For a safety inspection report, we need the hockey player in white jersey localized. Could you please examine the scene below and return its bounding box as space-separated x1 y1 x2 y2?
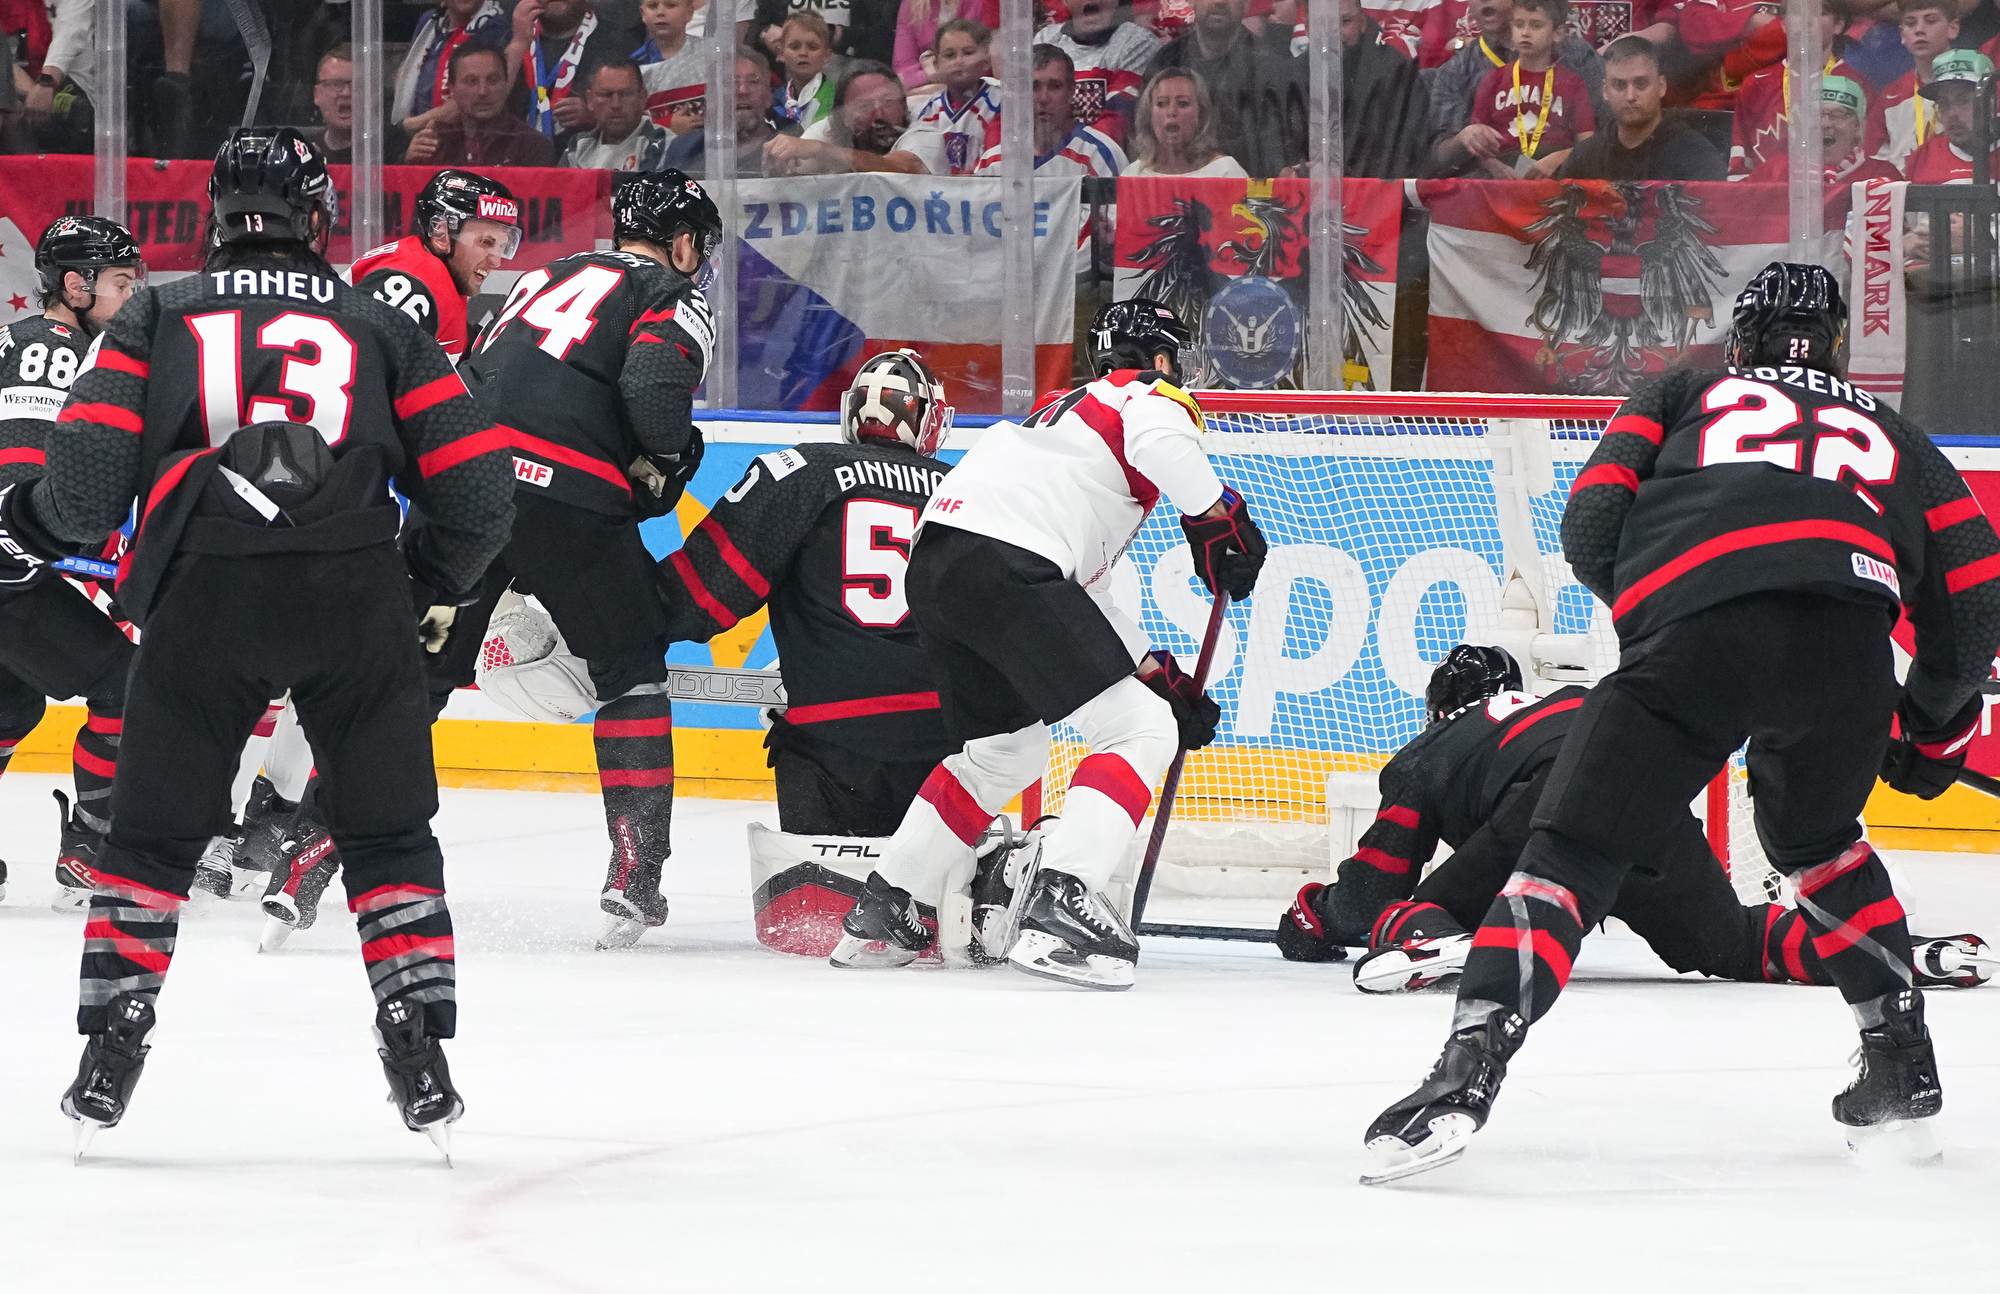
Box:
828 298 1266 989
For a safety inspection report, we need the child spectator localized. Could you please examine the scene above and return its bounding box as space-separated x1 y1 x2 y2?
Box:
638 0 710 129
779 9 839 127
894 0 1001 91
1126 65 1248 173
1035 0 1164 143
1462 0 1593 176
1870 0 1959 170
1727 7 1868 175
1427 0 1601 173
894 18 1002 173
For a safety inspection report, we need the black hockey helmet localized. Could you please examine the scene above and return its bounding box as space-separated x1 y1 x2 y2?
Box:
1089 297 1194 379
208 127 338 248
35 215 143 304
1425 644 1523 724
842 349 954 456
611 169 723 264
414 169 524 260
1723 261 1848 375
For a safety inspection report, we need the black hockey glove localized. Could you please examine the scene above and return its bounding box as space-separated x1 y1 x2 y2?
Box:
1141 650 1220 750
0 482 62 590
1276 883 1347 962
630 431 705 520
1881 698 1981 799
1181 487 1266 601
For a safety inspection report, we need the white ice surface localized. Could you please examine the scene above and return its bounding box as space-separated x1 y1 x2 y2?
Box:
1 772 1996 1293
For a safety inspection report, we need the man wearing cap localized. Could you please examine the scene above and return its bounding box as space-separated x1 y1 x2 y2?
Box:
1747 76 1903 230
1903 48 2000 180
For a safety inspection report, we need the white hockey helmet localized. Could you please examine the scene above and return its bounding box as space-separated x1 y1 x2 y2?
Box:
476 590 600 723
839 349 954 457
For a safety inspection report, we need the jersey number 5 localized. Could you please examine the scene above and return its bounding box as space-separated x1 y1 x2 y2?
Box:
482 265 623 360
187 311 357 446
1697 378 1898 490
842 499 918 628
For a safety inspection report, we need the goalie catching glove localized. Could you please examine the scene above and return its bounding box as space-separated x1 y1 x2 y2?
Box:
1881 697 1981 800
1182 487 1266 601
1141 650 1220 750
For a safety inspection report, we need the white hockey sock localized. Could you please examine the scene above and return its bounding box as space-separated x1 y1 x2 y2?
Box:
876 725 1048 903
1036 677 1177 892
263 701 315 803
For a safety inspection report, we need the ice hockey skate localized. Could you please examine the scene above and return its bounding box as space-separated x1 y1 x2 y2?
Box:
829 871 933 968
0 855 8 902
1361 1009 1525 1185
257 823 339 953
1005 861 1138 992
375 997 463 1164
51 790 101 910
62 993 157 1163
597 838 670 951
1834 989 1943 1164
1911 933 1995 988
1353 933 1474 994
971 816 1048 962
195 775 293 900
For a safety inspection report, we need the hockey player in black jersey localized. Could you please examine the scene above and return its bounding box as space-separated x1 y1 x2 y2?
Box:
416 169 718 951
0 129 516 1158
1278 645 1992 993
1363 264 2000 1184
0 215 145 907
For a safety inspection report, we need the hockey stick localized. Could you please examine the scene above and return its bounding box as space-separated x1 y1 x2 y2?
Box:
663 665 787 708
1130 592 1252 939
1954 766 2000 799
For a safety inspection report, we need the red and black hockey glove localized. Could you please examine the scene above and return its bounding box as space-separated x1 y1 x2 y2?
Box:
630 431 705 520
0 482 62 590
1276 883 1347 962
1141 650 1221 750
1181 487 1266 601
1882 697 1981 799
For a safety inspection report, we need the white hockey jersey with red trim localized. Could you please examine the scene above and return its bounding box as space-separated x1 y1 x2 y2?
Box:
922 368 1224 615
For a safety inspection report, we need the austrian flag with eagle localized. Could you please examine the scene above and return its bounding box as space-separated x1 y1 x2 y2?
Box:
1417 179 1788 395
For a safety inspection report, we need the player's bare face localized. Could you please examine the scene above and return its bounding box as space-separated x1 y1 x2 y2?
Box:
1147 76 1200 161
79 266 144 330
449 221 516 295
935 32 989 94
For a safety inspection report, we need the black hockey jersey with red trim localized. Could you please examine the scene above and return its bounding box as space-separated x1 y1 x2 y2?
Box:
349 236 469 362
1567 365 2000 742
0 315 89 488
1342 686 1586 886
661 439 955 763
24 256 515 623
462 250 707 519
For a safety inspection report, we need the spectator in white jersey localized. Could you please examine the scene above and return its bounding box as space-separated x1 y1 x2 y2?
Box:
637 0 709 131
658 44 803 176
1126 66 1245 175
1034 0 1163 144
893 18 1001 174
563 59 674 167
972 44 1126 175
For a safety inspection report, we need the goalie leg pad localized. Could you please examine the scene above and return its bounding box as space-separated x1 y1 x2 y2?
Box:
749 823 896 957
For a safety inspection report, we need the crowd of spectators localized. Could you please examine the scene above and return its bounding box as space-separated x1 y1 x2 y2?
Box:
5 0 2000 192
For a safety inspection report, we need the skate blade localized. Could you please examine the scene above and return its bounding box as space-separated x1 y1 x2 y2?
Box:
423 1122 455 1167
1354 942 1472 995
1845 1116 1943 1167
828 932 919 969
70 1118 104 1165
1359 1113 1479 1185
50 886 92 913
595 914 657 951
1005 930 1134 991
257 915 294 954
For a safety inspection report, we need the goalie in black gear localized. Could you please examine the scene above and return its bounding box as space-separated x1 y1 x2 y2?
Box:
656 349 962 955
1363 263 2000 1185
0 215 146 908
1277 645 1991 994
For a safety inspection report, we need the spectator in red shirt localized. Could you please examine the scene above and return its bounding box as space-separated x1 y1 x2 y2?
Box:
1036 0 1164 143
1870 0 1960 170
1746 76 1902 228
1460 0 1594 176
403 44 560 167
1903 46 2000 179
1726 8 1870 175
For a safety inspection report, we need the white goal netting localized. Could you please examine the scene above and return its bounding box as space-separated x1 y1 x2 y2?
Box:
1033 393 1778 911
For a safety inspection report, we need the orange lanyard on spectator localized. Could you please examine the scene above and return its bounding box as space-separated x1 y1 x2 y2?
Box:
1915 97 1933 147
1479 36 1504 67
1513 61 1556 158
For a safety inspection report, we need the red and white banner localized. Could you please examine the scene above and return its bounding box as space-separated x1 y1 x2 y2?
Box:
1845 178 1908 407
1417 178 1791 395
1112 176 1401 391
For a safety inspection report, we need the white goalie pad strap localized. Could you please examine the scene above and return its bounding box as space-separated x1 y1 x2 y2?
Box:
475 590 601 723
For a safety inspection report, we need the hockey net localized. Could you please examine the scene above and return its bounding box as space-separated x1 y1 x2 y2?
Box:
1032 391 1779 917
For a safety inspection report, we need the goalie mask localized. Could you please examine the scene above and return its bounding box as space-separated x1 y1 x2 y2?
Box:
1425 644 1522 724
475 591 599 723
840 349 953 457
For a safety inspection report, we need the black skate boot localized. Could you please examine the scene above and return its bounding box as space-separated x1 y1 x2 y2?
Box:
970 815 1053 963
0 855 9 902
375 997 463 1163
1911 933 1994 989
1833 989 1943 1162
1006 864 1139 991
257 823 339 952
51 790 102 911
62 993 158 1162
597 820 670 951
192 823 246 900
830 871 934 969
1361 1008 1526 1185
